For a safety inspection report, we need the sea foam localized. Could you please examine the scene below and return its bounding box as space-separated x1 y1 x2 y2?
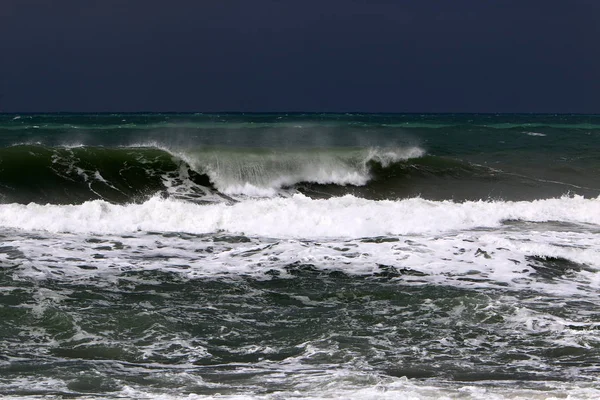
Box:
1 194 598 238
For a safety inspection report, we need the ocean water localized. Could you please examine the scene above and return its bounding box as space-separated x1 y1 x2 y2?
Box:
0 113 599 399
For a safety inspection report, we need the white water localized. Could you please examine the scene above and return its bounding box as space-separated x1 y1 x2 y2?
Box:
525 131 547 137
1 194 598 237
2 195 600 398
2 194 599 298
3 374 600 400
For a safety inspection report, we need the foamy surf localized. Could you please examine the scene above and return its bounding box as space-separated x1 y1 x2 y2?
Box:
3 194 599 299
1 194 598 237
3 376 600 400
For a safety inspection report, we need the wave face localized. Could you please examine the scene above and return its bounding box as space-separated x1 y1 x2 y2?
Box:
0 145 175 204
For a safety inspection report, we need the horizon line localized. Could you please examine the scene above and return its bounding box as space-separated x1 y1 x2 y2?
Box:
1 111 598 115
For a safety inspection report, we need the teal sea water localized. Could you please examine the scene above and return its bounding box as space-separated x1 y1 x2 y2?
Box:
1 113 600 399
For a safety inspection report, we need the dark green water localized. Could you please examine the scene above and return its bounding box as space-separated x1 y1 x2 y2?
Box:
1 114 599 399
1 113 600 204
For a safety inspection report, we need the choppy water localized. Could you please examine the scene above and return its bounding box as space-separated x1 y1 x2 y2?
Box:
1 113 600 399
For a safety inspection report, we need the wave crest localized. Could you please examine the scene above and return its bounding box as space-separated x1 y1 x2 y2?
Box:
174 146 425 196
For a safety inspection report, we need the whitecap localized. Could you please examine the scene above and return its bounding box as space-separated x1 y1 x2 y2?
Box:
525 131 546 137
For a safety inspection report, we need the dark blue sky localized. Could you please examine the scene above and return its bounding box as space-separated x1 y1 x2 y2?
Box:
1 0 599 112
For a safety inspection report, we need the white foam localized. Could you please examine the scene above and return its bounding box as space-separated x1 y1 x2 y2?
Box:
2 195 599 298
525 131 547 137
1 195 598 238
133 382 599 399
9 141 43 146
4 223 598 296
5 376 596 400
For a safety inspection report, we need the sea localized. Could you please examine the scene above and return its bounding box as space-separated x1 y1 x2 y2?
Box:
0 113 599 399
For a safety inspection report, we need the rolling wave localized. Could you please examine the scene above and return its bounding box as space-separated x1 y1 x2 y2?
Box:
0 145 427 204
0 144 596 205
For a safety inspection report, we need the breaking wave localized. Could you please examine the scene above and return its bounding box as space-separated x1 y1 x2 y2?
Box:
0 144 426 203
1 143 597 204
1 194 598 239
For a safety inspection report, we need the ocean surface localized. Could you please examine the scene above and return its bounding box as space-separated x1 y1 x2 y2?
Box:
0 113 599 399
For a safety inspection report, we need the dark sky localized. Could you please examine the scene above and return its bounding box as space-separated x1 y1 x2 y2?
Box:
1 0 599 112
